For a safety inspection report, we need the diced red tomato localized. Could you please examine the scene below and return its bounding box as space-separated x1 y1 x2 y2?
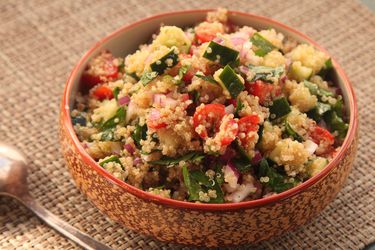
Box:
227 99 237 107
193 104 226 138
237 115 260 145
309 126 335 155
81 52 119 88
147 120 167 129
147 109 167 129
92 85 113 101
180 93 190 102
245 80 276 105
220 117 239 146
194 22 224 44
310 126 334 145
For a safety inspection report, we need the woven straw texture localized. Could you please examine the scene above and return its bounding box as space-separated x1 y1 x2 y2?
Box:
0 0 374 249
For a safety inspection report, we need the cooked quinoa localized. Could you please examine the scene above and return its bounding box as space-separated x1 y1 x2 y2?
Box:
71 9 349 203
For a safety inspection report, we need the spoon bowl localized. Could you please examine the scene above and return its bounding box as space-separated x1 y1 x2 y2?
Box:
0 143 111 250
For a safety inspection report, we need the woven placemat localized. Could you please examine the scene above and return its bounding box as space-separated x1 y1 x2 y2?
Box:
0 0 374 249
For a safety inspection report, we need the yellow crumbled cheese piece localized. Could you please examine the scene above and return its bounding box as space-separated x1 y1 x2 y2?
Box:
263 51 286 67
269 138 309 176
259 121 282 152
288 44 328 73
152 26 191 53
258 28 284 48
307 157 328 177
91 99 118 123
286 80 317 112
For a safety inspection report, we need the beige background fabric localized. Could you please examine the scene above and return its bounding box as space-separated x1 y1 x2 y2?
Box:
0 0 374 249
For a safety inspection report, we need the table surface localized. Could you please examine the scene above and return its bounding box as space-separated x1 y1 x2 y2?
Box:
1 0 374 249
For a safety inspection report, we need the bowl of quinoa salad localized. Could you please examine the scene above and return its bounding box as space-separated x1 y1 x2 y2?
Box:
60 9 358 246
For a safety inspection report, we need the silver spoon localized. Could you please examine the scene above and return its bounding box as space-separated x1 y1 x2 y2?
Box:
0 143 112 250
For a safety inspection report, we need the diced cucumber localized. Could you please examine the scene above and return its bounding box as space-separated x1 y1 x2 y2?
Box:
150 49 179 74
101 107 126 130
284 121 303 142
307 157 328 177
288 61 313 81
203 41 239 65
307 102 332 122
324 110 348 139
250 33 276 57
140 71 158 86
218 65 244 98
248 65 284 83
304 80 334 98
269 97 291 120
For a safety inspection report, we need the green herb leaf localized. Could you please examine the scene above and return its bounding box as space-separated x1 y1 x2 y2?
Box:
101 107 126 130
250 33 276 57
324 110 348 139
304 80 334 98
100 129 115 141
234 99 244 117
141 71 158 86
307 102 332 122
99 156 122 168
113 87 120 100
258 159 296 193
248 65 284 82
149 152 204 167
182 165 200 201
131 123 147 148
195 74 218 84
284 121 304 142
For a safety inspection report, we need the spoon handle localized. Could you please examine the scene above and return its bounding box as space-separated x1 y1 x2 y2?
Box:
18 193 112 250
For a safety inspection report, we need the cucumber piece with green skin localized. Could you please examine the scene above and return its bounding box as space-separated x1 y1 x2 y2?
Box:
218 65 244 99
150 49 179 74
288 61 313 81
250 33 276 56
284 121 304 142
304 80 334 98
248 65 284 83
307 102 331 122
324 110 348 139
101 107 126 130
203 41 239 65
307 157 328 177
269 97 291 120
317 58 333 78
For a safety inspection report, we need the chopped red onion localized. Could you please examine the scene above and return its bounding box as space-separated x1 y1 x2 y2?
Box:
153 94 166 107
213 37 224 44
133 157 142 165
226 161 240 179
227 183 257 203
118 95 130 105
230 36 246 47
304 140 318 155
220 148 236 162
251 150 262 165
149 108 161 121
225 104 235 114
239 65 249 74
280 76 288 85
124 143 135 155
318 119 328 129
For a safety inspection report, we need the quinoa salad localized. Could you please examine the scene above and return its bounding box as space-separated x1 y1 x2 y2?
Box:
71 9 349 203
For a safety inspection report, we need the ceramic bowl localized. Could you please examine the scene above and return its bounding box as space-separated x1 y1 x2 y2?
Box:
59 9 358 247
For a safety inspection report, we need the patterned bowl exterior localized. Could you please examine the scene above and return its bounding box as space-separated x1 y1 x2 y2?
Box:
59 120 357 247
59 10 359 247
